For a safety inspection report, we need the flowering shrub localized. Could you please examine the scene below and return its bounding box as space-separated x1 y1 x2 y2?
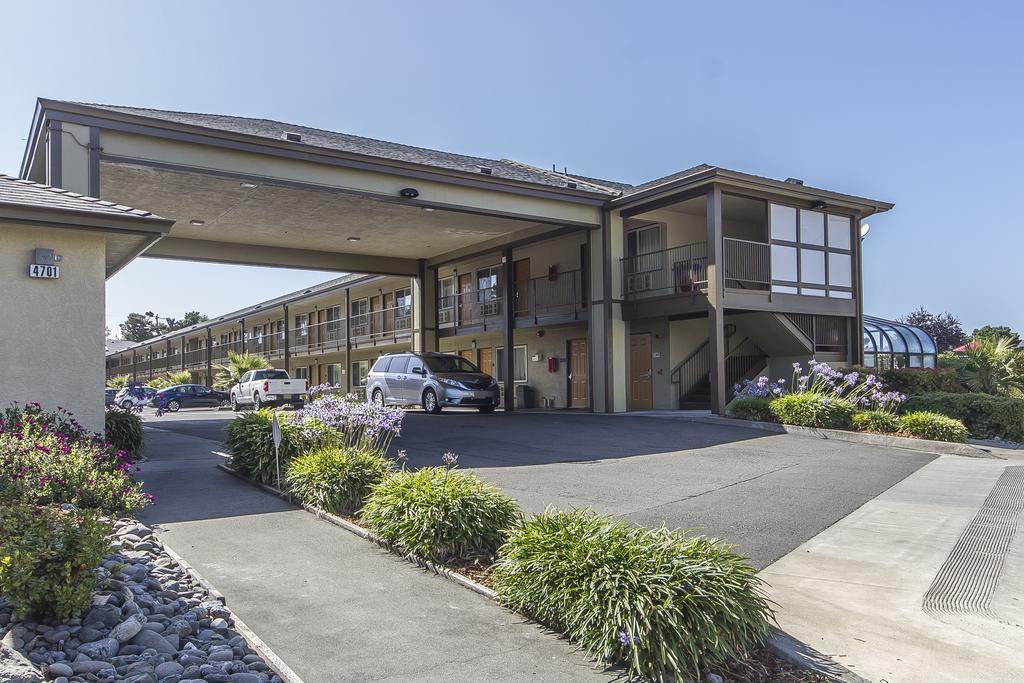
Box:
898 411 969 442
852 409 902 434
0 501 111 622
734 376 786 399
0 403 151 514
491 508 773 681
285 446 394 514
769 393 856 429
360 460 519 563
294 393 404 453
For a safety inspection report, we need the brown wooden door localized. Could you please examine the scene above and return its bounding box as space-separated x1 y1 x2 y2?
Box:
458 273 473 324
369 295 381 336
568 338 589 409
478 347 494 376
459 349 476 365
514 258 531 316
309 312 319 348
382 292 395 333
629 333 653 410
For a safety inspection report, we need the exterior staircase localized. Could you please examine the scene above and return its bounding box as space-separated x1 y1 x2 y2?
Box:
671 335 767 410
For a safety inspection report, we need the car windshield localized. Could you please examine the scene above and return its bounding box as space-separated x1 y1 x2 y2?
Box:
258 370 291 380
425 356 481 374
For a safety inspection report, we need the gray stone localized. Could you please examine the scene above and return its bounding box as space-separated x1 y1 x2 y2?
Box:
78 636 119 660
129 630 177 656
155 661 185 679
47 662 75 677
123 673 156 683
166 619 194 638
54 678 69 683
209 618 229 631
109 615 146 644
71 660 117 675
703 675 724 683
207 649 233 662
227 674 261 683
78 626 104 643
84 604 122 629
42 629 70 644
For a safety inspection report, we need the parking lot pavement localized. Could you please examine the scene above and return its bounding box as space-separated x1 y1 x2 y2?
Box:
144 409 935 568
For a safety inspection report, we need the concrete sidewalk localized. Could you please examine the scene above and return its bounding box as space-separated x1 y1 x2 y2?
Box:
136 426 608 682
762 456 1024 683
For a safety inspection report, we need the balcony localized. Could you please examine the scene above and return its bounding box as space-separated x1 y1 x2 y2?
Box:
622 239 771 301
438 269 587 333
290 305 413 355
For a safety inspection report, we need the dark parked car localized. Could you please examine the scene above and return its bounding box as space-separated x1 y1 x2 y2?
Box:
105 388 118 407
147 384 229 412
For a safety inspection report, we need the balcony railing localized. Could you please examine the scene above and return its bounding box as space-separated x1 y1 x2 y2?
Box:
514 269 586 323
438 287 504 330
622 238 772 299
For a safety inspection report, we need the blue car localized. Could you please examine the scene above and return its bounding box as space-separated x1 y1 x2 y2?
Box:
147 384 229 412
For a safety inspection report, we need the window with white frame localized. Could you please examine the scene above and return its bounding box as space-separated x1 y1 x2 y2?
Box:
625 224 663 292
495 345 528 383
294 315 308 338
351 359 369 387
477 267 501 315
768 203 854 298
292 366 309 380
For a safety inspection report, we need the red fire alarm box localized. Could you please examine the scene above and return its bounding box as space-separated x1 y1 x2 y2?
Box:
548 357 559 373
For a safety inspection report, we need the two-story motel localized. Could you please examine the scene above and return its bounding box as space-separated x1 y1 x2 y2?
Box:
6 99 902 425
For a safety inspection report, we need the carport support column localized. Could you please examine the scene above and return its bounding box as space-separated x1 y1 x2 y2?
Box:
239 319 246 354
131 350 137 383
344 289 352 393
706 185 727 416
589 211 627 412
502 247 515 411
206 329 213 386
283 304 291 374
412 260 437 353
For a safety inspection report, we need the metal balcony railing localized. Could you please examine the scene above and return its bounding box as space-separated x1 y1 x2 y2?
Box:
438 287 504 330
350 304 414 343
723 238 770 290
514 269 586 323
622 238 773 300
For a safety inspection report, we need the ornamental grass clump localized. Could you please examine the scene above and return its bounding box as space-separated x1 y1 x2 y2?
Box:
285 446 394 515
898 411 969 443
769 393 856 429
491 508 774 681
104 406 144 456
360 457 519 563
0 501 111 622
852 409 901 434
730 397 775 422
226 409 335 484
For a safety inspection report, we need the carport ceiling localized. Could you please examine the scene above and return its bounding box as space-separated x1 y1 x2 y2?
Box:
100 163 545 259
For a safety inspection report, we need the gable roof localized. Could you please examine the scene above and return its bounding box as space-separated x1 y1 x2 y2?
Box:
0 173 166 221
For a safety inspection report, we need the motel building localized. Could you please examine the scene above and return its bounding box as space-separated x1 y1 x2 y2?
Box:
1 99 934 431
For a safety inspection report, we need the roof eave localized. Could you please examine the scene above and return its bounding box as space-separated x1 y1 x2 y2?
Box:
36 99 616 204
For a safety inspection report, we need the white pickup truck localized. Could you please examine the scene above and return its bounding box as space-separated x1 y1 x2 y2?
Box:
230 369 308 411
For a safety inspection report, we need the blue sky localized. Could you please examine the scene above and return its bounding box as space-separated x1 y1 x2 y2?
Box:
1 1 1020 336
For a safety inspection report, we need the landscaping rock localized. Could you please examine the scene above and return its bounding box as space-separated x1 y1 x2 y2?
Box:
0 641 43 683
78 636 119 660
47 662 74 678
110 614 146 643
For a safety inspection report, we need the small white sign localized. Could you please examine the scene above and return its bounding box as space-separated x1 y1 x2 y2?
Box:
271 412 282 449
29 264 60 279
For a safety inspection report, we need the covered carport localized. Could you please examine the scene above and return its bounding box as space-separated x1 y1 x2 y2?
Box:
19 99 614 411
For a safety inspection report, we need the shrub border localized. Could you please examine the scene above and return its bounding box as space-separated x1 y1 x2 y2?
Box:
673 414 1012 458
215 462 863 682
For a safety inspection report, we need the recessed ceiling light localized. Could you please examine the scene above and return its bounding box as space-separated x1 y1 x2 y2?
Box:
347 236 361 242
189 219 205 227
422 207 435 212
240 182 258 189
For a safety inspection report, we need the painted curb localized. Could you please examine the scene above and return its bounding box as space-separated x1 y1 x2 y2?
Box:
157 535 305 683
655 413 1010 458
214 463 499 600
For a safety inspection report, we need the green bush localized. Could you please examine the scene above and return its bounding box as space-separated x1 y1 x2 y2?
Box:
0 502 111 622
898 411 969 443
285 446 394 515
360 466 520 563
852 410 901 434
226 409 336 484
902 392 1024 442
491 508 773 681
769 393 856 429
105 407 144 456
840 366 968 396
730 397 774 422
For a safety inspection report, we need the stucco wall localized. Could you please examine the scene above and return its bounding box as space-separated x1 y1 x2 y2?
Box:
0 222 106 431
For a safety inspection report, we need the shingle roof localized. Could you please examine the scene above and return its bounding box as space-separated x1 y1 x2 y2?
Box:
0 173 165 220
618 164 715 196
68 102 626 196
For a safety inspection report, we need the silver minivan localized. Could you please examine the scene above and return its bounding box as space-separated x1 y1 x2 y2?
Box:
365 352 500 414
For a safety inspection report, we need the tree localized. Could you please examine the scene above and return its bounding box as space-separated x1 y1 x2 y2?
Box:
972 325 1021 346
960 337 1024 396
213 351 272 390
166 311 209 332
106 374 131 389
899 307 967 352
151 370 194 389
120 313 158 342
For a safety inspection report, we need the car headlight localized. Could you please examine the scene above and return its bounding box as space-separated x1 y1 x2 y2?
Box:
438 377 463 388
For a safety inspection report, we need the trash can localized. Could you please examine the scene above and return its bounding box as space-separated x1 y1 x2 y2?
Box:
515 384 535 409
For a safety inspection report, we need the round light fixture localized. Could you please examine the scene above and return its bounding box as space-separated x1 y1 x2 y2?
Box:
189 219 205 227
399 187 420 198
422 207 435 212
347 236 361 242
860 223 871 238
240 182 258 189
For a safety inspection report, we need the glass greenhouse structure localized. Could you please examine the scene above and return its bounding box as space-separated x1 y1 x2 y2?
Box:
863 315 938 370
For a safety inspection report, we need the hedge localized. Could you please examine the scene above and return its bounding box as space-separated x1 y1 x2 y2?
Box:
840 366 969 396
769 393 856 429
898 411 969 443
902 392 1024 442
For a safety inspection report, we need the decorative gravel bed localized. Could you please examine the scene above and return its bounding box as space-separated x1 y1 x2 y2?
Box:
0 519 283 683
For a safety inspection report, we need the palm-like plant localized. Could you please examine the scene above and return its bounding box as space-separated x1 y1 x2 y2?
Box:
106 374 132 389
961 336 1024 396
151 370 194 389
213 351 272 390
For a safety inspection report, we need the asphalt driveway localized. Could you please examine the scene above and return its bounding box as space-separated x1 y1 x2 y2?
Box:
146 409 935 568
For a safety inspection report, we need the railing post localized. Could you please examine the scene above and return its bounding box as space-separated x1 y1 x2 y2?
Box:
532 278 538 324
502 248 515 412
344 288 352 393
283 304 290 374
206 329 213 386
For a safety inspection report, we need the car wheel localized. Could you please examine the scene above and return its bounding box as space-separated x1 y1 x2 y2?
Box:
477 405 496 413
120 400 134 410
231 395 240 412
253 393 263 410
423 388 442 414
166 399 181 413
372 389 385 406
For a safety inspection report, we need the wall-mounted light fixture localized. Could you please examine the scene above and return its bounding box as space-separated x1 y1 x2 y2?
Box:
400 188 419 198
189 219 205 227
809 200 827 210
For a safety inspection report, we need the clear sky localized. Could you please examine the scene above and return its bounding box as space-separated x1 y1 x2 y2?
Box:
2 1 1020 336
